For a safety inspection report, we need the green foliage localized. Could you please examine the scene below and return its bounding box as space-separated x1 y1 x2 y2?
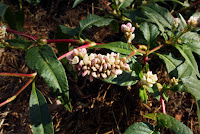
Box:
119 0 134 9
79 14 113 36
30 82 54 134
144 113 193 134
25 45 71 111
0 2 9 20
73 0 84 8
139 87 148 104
124 122 159 134
25 0 42 5
6 39 33 50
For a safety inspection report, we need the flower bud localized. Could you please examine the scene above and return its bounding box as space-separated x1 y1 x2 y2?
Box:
91 66 97 71
83 54 89 65
120 57 126 63
188 16 198 26
72 49 79 56
66 54 74 61
170 77 179 86
0 24 6 39
91 72 98 78
82 70 88 77
99 65 103 72
141 71 158 87
101 73 107 79
72 56 79 64
174 18 179 28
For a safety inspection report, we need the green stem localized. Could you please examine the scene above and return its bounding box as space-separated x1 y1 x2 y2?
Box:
0 72 37 77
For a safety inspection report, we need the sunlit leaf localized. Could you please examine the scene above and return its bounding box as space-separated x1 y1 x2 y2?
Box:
30 82 54 134
124 122 160 134
26 45 71 110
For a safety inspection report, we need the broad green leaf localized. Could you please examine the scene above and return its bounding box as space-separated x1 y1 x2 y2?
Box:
175 45 200 78
30 82 54 134
79 14 113 36
103 71 139 86
123 9 146 23
180 32 200 56
139 87 148 103
141 3 174 29
5 10 25 32
0 2 9 20
145 84 160 101
57 25 80 38
6 39 33 50
25 45 71 110
156 53 183 74
73 0 84 8
92 41 134 55
124 122 160 134
140 22 159 44
119 0 134 9
144 113 193 134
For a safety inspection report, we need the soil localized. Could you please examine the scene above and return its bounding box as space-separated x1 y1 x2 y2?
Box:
0 0 199 134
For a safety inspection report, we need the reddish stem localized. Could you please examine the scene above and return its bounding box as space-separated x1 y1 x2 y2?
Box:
6 28 38 41
58 43 104 60
189 0 200 8
47 39 89 44
160 92 166 114
148 44 164 54
0 77 35 107
0 72 37 77
144 56 148 65
101 0 113 11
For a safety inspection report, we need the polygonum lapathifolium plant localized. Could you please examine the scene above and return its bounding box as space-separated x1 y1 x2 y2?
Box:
0 0 200 133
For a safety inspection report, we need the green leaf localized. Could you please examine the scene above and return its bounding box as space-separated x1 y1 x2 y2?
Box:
30 82 54 134
145 84 160 101
73 0 84 8
178 13 187 30
180 32 200 56
156 53 183 74
25 0 41 5
103 71 139 86
0 2 9 20
92 41 134 55
139 87 148 103
5 9 25 32
124 122 160 134
144 113 193 134
119 0 134 9
175 45 200 78
6 39 33 50
25 45 71 110
0 43 5 47
140 22 159 44
157 113 193 134
79 14 113 36
141 3 174 29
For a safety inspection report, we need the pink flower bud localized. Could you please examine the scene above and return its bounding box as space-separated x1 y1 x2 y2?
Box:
95 64 100 69
91 66 97 71
80 48 87 55
101 73 107 79
130 27 135 33
89 53 95 60
106 70 111 76
115 60 120 65
107 63 111 69
103 63 107 71
120 57 126 63
72 49 79 56
82 65 88 70
116 69 123 75
83 54 89 65
91 58 97 66
66 54 73 61
91 72 98 78
99 65 103 72
126 22 132 29
82 70 88 77
111 64 115 69
79 60 84 67
121 24 130 33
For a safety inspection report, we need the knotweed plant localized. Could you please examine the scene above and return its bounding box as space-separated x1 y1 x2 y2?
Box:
0 0 200 134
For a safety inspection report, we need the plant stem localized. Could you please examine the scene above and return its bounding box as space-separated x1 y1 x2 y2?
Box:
58 43 104 60
0 72 37 77
0 76 35 107
101 0 113 11
47 39 89 44
6 28 38 41
160 92 166 114
148 44 164 54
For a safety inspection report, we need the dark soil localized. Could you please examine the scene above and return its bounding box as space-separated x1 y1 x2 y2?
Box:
0 0 199 134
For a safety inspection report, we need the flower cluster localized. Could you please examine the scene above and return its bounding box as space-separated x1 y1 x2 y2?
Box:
66 48 131 82
170 77 179 86
0 24 6 40
188 16 200 27
140 71 158 87
174 18 180 28
121 23 135 44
